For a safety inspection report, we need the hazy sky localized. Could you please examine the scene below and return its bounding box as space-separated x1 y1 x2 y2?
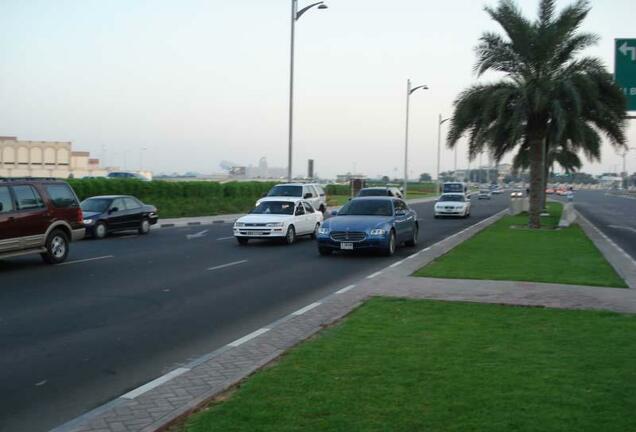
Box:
1 0 634 178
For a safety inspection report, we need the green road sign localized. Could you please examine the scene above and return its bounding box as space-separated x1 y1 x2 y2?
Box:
615 39 636 111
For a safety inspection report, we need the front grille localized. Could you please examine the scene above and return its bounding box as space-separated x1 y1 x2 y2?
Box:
330 231 366 242
245 223 266 227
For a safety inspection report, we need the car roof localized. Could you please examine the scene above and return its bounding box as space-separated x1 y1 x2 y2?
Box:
440 192 465 196
84 195 133 200
258 197 304 203
351 196 396 201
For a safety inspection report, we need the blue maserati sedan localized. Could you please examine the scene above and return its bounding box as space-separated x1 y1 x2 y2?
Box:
316 197 418 256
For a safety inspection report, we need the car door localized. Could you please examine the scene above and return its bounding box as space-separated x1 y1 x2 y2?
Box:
393 199 411 242
11 185 50 249
0 185 21 253
293 202 309 234
303 202 318 233
107 198 127 230
123 197 143 228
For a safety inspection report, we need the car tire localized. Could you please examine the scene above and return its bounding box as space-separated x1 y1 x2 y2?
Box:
310 223 320 239
138 218 150 235
94 222 107 239
284 225 296 245
382 230 396 257
318 247 332 256
41 229 70 264
405 225 418 247
237 237 249 246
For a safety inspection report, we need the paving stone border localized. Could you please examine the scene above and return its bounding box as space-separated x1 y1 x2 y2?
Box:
53 204 636 432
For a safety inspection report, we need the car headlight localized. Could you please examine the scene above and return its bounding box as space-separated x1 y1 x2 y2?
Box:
370 229 386 236
266 222 284 227
235 222 245 227
83 219 95 225
318 227 330 235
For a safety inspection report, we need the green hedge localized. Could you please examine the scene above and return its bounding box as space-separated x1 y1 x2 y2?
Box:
67 179 277 218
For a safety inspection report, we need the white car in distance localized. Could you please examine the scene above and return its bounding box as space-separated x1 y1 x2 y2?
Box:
434 193 472 218
234 198 323 245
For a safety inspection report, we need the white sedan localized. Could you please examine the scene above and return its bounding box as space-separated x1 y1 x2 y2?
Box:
434 193 472 218
233 198 323 245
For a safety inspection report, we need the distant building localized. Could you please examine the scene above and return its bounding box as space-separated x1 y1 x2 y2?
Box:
0 137 108 178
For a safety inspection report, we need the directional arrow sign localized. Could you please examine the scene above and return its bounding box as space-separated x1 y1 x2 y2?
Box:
615 39 636 111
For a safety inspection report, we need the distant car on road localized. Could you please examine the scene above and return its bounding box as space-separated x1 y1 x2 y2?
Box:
510 190 524 198
107 172 149 181
316 197 418 256
81 195 158 239
234 198 323 245
0 178 85 264
434 193 472 218
261 183 327 213
357 187 404 199
478 189 492 200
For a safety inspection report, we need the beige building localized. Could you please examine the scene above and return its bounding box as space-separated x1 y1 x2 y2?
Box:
0 136 108 178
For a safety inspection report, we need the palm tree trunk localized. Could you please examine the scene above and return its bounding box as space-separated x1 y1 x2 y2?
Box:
528 132 544 229
542 162 550 210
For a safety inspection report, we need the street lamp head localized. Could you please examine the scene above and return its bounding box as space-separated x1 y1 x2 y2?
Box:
318 4 328 9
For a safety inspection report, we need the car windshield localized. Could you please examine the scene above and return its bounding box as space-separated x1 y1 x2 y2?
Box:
81 198 111 213
439 195 465 202
358 189 388 197
250 201 295 215
443 183 464 193
267 185 302 197
338 200 393 216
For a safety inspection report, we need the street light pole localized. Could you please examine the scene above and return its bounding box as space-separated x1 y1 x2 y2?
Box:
403 79 428 197
620 147 636 188
436 114 449 194
287 0 327 182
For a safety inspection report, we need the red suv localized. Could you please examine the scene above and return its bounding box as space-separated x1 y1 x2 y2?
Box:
0 178 85 264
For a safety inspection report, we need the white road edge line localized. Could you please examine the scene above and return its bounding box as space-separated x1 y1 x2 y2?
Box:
292 302 322 316
389 260 404 268
228 328 270 347
58 255 114 266
336 284 356 294
366 271 383 279
217 236 235 241
207 260 248 271
121 368 190 400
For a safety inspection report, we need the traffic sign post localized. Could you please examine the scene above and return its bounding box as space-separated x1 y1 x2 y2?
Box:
615 39 636 112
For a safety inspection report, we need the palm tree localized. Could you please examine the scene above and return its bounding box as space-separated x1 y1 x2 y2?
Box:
447 0 627 228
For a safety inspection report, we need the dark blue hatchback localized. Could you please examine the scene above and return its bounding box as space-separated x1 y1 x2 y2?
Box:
316 197 418 256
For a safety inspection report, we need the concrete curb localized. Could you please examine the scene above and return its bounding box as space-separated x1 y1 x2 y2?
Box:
575 210 636 289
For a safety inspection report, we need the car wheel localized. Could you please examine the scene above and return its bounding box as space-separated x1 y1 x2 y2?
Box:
382 230 396 256
310 223 320 239
284 225 296 245
94 222 107 239
237 237 249 246
318 247 332 256
138 218 150 235
41 229 70 264
405 225 418 247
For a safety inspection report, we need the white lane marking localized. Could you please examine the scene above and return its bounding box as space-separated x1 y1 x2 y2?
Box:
217 236 234 241
291 302 321 316
389 260 404 268
608 225 636 234
336 284 356 294
117 234 138 239
35 380 47 387
58 255 114 266
186 229 209 240
423 247 431 251
228 328 270 347
121 368 190 400
207 260 248 271
366 271 383 279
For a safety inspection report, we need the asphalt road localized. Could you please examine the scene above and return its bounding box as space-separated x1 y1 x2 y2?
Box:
566 190 636 261
0 196 508 432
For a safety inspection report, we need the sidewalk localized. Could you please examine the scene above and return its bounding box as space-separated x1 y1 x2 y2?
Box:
151 196 439 230
54 208 636 432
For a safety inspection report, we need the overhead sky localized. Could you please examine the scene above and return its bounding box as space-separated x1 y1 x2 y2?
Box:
1 0 634 178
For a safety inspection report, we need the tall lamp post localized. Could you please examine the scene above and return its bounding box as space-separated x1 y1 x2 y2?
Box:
620 147 636 188
403 79 428 197
287 0 328 181
436 114 449 193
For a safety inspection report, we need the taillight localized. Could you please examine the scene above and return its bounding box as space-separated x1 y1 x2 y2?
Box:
77 207 84 223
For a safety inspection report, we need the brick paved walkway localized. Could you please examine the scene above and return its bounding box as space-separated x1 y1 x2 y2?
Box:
53 209 636 432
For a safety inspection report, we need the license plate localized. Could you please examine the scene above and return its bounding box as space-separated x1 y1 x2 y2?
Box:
340 242 354 250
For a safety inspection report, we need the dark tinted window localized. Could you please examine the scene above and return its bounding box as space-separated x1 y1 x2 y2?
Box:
13 185 45 210
111 198 125 211
295 203 305 215
358 189 389 197
338 199 392 216
394 200 407 212
250 201 294 215
0 186 13 213
267 185 303 197
443 183 465 193
124 197 142 210
45 184 78 208
81 198 111 213
440 194 465 202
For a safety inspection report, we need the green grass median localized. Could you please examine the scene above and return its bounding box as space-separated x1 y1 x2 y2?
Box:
180 298 636 432
414 203 626 288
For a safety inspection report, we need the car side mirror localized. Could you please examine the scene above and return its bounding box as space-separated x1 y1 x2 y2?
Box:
109 207 119 213
304 193 312 199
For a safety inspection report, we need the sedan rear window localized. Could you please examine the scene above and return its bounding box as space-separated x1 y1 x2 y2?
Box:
358 189 390 197
439 195 465 202
250 201 295 215
338 200 393 216
267 185 302 197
